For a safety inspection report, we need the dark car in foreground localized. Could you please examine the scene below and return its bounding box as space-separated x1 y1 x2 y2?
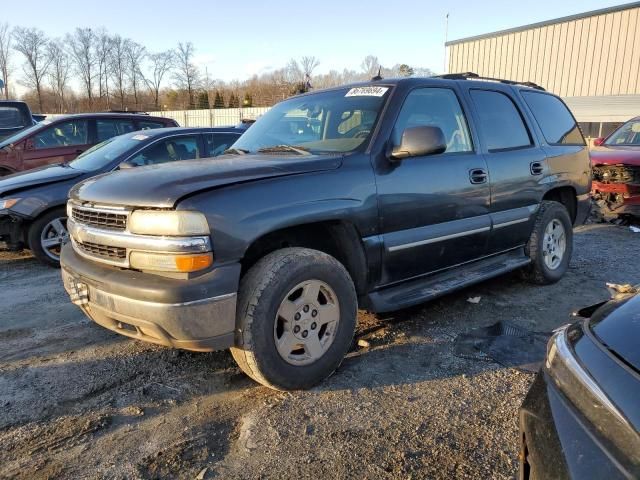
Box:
0 112 178 176
0 101 34 141
0 126 244 266
60 74 590 390
591 117 640 218
520 290 640 479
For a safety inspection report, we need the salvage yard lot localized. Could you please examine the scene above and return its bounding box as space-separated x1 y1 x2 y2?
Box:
0 223 638 480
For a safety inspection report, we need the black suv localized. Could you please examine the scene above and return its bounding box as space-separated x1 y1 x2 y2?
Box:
60 75 591 390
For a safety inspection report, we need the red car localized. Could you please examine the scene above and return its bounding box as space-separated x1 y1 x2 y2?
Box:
591 116 640 217
0 113 178 176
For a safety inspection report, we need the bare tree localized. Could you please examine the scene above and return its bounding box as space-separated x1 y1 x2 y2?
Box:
144 50 174 109
47 39 70 113
0 23 11 99
284 58 301 84
67 27 96 106
13 27 51 111
361 55 380 78
94 29 112 108
125 41 146 109
173 42 199 108
109 35 127 109
300 56 320 78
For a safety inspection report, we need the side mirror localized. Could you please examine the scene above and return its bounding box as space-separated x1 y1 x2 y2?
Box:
118 161 136 170
390 126 447 161
24 138 35 151
593 137 605 146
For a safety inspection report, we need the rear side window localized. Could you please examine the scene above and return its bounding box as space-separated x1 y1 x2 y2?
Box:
470 90 531 152
205 132 241 157
138 120 169 130
96 119 136 142
521 92 585 145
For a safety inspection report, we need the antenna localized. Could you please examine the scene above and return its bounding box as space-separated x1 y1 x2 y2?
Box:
371 67 383 81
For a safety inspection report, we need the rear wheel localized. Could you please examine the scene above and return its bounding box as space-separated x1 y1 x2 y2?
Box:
522 201 573 284
231 248 357 390
28 207 69 267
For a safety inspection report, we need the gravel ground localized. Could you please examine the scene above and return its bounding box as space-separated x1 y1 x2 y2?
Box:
1 223 639 480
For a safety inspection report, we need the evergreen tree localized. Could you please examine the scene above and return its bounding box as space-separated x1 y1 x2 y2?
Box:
228 93 240 108
242 92 253 107
213 90 225 108
196 91 210 109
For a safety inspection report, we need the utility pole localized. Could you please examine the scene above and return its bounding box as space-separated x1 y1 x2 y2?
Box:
444 13 449 73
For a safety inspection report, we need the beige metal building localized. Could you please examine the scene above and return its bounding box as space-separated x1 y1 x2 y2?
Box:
446 2 640 138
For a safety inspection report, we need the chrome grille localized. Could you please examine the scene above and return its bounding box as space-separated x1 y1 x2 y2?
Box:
72 207 127 231
76 241 126 260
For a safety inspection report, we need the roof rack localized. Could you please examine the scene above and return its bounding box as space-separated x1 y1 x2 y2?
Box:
105 109 150 115
434 72 545 91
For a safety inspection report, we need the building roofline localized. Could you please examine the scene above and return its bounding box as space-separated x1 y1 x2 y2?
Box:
446 1 640 46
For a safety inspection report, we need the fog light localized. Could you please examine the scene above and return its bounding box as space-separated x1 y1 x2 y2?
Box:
129 252 213 272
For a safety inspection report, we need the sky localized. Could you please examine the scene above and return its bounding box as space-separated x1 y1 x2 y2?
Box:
1 0 633 86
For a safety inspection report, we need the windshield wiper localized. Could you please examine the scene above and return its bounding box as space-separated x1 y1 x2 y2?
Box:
257 145 310 155
222 147 249 155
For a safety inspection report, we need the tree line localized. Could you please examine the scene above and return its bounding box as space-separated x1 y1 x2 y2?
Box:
0 23 435 114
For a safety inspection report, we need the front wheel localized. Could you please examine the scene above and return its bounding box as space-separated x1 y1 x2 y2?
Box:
521 201 573 285
231 248 357 391
28 208 69 267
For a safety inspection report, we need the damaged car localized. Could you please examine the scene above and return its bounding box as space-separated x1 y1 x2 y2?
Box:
591 117 640 218
519 287 640 479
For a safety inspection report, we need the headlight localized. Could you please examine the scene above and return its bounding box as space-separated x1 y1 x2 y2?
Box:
129 251 213 273
0 198 19 209
129 210 209 236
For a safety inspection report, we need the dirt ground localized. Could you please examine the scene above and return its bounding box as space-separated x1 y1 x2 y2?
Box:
1 223 639 480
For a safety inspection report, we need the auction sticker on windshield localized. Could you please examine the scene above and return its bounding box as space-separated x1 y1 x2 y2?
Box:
345 86 389 97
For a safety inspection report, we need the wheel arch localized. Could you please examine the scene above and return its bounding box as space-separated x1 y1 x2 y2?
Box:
241 220 369 296
543 186 577 224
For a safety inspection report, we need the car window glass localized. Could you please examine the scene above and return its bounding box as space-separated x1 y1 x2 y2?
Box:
393 88 473 153
138 120 167 130
0 107 26 128
521 92 584 145
205 133 241 157
605 120 640 146
470 90 531 151
33 120 89 149
96 119 136 142
127 136 200 166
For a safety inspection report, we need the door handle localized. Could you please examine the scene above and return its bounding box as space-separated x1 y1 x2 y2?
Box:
530 161 544 175
469 168 488 184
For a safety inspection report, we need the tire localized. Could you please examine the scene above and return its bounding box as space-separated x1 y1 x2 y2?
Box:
521 200 573 285
28 207 69 268
230 247 357 391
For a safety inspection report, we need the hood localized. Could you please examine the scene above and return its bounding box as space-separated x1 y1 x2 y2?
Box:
588 294 640 373
590 145 640 166
70 154 342 208
0 164 83 197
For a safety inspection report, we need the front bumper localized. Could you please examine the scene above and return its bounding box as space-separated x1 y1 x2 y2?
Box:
519 372 630 480
0 213 25 250
60 244 240 352
592 180 640 217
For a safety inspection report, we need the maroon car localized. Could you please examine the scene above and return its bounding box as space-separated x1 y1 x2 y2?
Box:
591 116 640 217
0 113 178 176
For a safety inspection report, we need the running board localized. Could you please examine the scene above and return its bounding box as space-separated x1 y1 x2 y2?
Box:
366 250 531 313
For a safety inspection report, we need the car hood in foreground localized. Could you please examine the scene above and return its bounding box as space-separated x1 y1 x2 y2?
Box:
590 146 640 166
70 154 342 208
0 164 84 197
589 294 640 373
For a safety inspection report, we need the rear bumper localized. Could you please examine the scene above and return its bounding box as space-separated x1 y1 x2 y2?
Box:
60 244 240 352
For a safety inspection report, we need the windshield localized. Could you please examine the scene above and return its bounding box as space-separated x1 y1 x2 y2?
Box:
0 121 49 149
231 86 390 155
69 133 151 171
605 120 640 146
0 106 27 129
